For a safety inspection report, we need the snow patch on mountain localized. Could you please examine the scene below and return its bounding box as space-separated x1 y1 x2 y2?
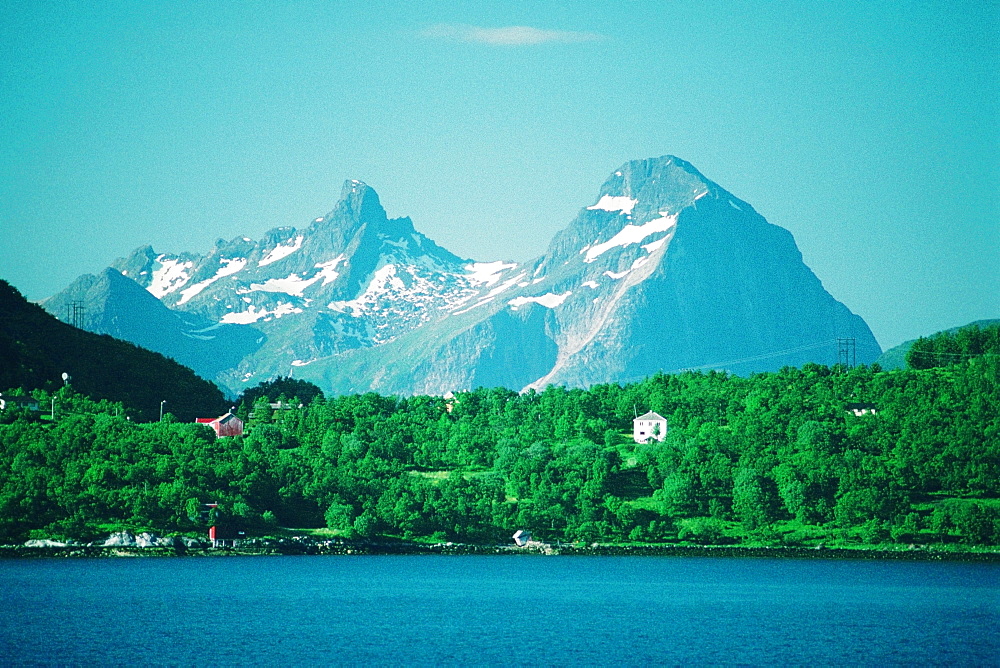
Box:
177 258 248 305
642 236 670 254
220 302 302 324
315 256 346 285
325 263 483 344
484 272 527 299
465 261 518 286
148 257 193 299
508 292 571 310
583 213 678 263
250 258 347 299
588 195 637 215
250 273 321 297
259 236 303 267
329 265 404 316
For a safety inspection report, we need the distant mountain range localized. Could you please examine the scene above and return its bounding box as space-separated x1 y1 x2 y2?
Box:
43 156 882 395
0 280 227 421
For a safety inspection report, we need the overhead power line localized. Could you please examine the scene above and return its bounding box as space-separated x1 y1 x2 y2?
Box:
908 349 999 359
674 339 839 373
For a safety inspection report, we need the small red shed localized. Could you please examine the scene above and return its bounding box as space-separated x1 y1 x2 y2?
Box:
195 412 244 438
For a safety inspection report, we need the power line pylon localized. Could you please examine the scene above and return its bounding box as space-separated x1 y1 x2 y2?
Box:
837 337 856 370
65 300 86 328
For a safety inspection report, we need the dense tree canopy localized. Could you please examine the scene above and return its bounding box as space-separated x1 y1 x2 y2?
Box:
1 323 998 548
907 322 1000 370
238 377 324 409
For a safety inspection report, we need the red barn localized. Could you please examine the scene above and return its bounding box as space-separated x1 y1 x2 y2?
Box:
195 412 244 438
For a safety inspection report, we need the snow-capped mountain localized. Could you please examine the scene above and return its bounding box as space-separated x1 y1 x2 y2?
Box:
44 156 881 395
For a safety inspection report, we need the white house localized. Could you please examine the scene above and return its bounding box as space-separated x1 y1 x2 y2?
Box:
633 411 667 444
0 394 41 413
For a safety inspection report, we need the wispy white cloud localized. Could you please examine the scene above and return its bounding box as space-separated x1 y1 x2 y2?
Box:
421 24 603 46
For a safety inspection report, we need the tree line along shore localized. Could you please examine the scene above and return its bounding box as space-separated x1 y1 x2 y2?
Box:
1 324 998 554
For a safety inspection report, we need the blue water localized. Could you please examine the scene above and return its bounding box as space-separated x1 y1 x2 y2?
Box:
1 555 997 666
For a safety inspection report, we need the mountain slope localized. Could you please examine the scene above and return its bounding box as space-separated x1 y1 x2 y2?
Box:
297 156 880 393
43 268 265 380
43 156 881 395
1 280 228 421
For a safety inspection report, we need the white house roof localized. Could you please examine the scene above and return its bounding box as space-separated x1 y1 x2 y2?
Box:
0 395 39 406
634 411 666 422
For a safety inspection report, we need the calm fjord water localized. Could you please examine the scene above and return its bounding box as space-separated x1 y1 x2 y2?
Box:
1 555 997 666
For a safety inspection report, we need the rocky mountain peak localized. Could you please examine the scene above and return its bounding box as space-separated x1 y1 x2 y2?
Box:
335 179 387 227
596 155 717 216
113 245 158 281
540 156 713 268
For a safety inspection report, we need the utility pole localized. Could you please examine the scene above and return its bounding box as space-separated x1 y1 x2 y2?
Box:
837 338 856 370
65 301 86 328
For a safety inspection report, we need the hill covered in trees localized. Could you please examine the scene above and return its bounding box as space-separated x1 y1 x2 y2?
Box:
905 321 1000 370
0 279 227 422
876 319 1000 370
0 322 997 549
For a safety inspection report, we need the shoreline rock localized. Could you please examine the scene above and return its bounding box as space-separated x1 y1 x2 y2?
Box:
2 537 998 562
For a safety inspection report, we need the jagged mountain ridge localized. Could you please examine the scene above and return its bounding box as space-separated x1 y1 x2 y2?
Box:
44 156 881 395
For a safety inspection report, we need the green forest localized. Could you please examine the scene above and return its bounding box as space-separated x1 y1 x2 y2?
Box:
1 323 998 549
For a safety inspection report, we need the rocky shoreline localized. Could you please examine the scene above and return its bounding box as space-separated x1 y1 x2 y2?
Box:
2 532 999 562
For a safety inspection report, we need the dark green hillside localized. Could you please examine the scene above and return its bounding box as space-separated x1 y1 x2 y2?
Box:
0 280 227 422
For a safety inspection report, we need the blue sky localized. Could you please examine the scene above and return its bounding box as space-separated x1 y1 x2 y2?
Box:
2 0 997 349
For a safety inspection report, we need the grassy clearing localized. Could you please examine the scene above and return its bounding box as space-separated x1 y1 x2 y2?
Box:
407 469 451 481
625 496 663 513
405 468 493 483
